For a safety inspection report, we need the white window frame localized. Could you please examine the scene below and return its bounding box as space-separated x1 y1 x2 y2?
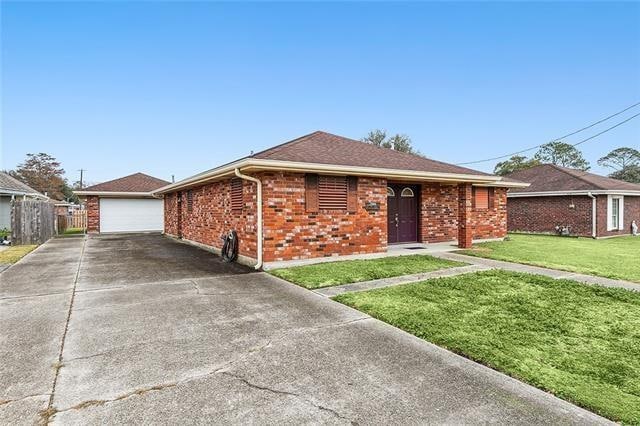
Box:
607 195 624 231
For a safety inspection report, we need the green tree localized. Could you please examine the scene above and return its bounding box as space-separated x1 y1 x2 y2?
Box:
362 129 419 154
493 155 541 176
534 141 590 170
598 147 640 169
609 165 640 183
598 148 640 183
9 153 67 199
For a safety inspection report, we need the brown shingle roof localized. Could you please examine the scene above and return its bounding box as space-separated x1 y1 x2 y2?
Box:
0 171 44 195
81 173 170 193
251 131 491 176
506 164 640 193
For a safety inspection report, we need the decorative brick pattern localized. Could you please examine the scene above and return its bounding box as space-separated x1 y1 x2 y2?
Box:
260 172 387 262
86 196 100 233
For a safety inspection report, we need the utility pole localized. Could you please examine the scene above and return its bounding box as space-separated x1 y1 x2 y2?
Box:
78 169 85 189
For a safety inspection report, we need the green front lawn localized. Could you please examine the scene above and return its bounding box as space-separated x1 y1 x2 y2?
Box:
334 271 640 423
460 233 640 283
0 245 37 264
269 255 464 289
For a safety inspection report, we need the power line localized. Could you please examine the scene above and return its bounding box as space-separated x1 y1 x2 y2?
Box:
456 101 640 166
572 111 640 147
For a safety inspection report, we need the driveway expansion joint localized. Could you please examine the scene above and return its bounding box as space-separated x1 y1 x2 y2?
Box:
42 238 87 424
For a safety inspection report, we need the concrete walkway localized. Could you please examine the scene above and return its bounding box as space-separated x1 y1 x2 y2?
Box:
1 234 611 425
314 264 490 297
432 252 639 293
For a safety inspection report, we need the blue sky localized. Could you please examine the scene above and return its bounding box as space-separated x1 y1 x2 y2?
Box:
2 1 639 185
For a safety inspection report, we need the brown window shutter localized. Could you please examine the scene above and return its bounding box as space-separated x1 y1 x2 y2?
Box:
471 187 476 209
488 187 495 209
305 174 319 212
347 176 358 212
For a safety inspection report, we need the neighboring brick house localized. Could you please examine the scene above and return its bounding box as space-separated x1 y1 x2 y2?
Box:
505 164 640 238
154 131 525 268
75 173 169 233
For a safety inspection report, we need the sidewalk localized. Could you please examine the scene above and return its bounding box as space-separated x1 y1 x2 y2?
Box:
432 252 639 293
314 250 638 298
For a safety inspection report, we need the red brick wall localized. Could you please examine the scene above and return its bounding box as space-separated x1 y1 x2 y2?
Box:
471 188 508 240
86 196 100 233
162 174 509 262
508 195 593 237
596 195 640 237
164 193 179 237
164 178 258 259
420 183 458 243
420 184 507 243
260 172 387 262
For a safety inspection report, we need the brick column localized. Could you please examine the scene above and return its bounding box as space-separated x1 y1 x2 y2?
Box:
86 196 100 233
458 183 473 248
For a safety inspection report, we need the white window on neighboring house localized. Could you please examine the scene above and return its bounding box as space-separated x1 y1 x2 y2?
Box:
607 195 624 231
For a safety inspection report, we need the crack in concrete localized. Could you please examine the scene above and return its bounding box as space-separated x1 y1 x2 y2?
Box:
0 393 51 407
220 371 357 425
44 311 367 421
40 238 87 425
0 290 73 302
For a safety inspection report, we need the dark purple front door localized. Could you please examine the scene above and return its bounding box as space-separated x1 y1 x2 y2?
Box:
387 184 418 244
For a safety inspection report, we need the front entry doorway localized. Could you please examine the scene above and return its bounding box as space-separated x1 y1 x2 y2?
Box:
387 184 419 244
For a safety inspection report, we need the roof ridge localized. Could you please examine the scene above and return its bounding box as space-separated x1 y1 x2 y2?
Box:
264 130 489 175
249 130 325 159
547 164 605 190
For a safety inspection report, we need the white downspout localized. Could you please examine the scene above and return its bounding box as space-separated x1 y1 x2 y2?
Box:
587 192 597 238
234 168 263 270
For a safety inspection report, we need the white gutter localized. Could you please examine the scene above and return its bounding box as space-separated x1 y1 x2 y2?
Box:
154 158 506 195
587 192 597 238
74 191 156 197
508 190 640 198
234 168 263 270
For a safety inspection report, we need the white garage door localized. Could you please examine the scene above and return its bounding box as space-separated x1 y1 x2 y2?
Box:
100 198 164 233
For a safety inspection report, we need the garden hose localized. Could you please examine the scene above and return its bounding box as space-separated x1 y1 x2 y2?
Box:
221 230 239 263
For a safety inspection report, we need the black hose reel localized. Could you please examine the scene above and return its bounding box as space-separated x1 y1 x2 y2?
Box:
221 230 239 263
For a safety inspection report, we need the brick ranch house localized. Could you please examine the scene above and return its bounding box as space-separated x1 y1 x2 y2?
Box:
153 131 527 268
505 164 640 238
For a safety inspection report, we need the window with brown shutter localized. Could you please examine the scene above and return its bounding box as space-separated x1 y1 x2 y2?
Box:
187 190 193 212
473 187 489 210
231 179 243 212
318 175 348 210
488 187 495 209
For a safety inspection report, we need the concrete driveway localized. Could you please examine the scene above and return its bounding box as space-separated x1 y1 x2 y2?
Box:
1 234 609 425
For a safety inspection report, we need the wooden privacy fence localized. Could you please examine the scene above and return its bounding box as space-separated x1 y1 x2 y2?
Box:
70 210 87 229
56 210 87 234
11 200 56 245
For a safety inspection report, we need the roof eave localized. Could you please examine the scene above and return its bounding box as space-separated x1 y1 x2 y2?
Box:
74 191 156 198
508 190 640 197
153 159 504 195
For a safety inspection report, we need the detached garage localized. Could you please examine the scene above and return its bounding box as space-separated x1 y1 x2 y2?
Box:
75 173 169 234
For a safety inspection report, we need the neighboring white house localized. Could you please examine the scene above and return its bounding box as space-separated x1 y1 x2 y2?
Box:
0 172 48 230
